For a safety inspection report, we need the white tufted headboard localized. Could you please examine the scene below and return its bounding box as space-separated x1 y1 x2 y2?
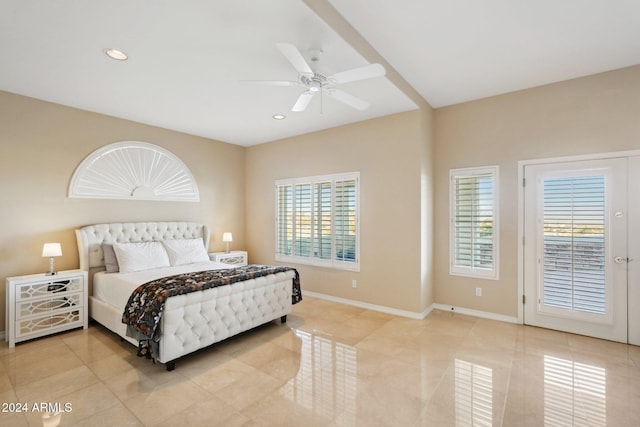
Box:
75 221 209 293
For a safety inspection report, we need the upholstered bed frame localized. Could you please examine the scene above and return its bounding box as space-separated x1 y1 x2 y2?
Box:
75 221 294 370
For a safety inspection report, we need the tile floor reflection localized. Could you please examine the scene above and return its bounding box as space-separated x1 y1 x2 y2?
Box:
454 359 493 426
1 296 639 426
542 355 607 426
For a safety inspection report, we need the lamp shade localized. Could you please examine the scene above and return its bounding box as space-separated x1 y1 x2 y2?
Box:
222 232 233 243
42 243 62 257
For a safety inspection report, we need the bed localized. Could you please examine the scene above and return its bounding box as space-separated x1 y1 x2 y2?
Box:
75 221 299 370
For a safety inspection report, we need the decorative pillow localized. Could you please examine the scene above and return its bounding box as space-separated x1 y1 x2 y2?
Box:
112 241 170 273
102 243 119 273
163 238 210 266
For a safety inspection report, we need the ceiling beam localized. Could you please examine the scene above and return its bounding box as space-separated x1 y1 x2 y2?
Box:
302 0 431 110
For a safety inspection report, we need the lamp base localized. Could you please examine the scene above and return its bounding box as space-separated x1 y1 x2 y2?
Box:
46 257 57 276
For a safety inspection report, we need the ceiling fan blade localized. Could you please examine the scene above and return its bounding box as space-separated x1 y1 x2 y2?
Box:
329 63 386 84
326 89 370 110
240 80 298 87
292 91 315 112
276 43 313 76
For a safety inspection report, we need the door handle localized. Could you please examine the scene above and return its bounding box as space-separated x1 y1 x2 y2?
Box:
614 256 628 264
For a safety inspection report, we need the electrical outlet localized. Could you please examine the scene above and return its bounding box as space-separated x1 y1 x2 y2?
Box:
352 280 357 289
475 287 482 297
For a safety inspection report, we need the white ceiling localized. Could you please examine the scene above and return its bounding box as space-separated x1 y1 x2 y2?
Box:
331 0 640 107
1 1 639 146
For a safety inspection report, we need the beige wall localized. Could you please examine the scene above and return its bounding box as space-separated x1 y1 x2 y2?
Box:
434 65 640 317
245 109 434 314
0 91 246 331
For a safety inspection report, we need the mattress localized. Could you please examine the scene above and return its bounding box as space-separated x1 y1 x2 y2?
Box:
93 260 233 310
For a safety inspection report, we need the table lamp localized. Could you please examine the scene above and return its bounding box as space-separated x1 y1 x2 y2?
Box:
222 232 233 253
42 243 62 275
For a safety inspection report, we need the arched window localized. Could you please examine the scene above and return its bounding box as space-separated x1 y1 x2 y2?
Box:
68 141 199 202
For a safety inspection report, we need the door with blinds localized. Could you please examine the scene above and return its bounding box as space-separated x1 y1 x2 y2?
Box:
523 158 629 343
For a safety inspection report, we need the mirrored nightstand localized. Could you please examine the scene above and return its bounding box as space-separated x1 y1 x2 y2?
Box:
208 250 248 266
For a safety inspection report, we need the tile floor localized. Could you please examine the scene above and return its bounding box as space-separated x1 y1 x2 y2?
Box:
1 296 639 426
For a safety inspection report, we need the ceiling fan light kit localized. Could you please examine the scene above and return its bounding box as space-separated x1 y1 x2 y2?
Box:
249 42 386 113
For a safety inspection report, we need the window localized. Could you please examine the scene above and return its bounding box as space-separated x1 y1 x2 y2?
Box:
450 166 498 279
276 172 359 271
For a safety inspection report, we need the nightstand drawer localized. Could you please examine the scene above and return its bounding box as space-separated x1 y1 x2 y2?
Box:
15 276 83 301
16 306 84 340
17 292 83 319
209 251 248 266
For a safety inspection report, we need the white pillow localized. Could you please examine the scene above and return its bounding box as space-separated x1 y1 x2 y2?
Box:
112 241 170 273
163 238 210 266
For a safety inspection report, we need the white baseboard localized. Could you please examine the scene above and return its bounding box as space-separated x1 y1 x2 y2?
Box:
432 303 520 324
302 290 434 320
301 291 520 324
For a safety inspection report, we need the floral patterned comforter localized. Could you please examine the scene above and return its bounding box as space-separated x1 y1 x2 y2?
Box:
121 265 301 360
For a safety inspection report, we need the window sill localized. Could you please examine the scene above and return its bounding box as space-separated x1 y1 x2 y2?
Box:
276 254 360 272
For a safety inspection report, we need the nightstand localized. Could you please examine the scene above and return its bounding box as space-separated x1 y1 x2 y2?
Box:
5 269 88 348
209 250 248 266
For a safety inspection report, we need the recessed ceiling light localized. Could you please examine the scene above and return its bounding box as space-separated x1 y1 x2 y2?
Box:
272 114 286 120
104 48 128 61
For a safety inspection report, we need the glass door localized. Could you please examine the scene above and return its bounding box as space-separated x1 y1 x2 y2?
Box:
523 158 628 343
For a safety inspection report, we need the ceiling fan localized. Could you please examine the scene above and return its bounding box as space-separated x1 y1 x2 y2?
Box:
248 43 386 112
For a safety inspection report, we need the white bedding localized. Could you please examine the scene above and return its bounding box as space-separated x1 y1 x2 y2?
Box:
93 261 233 310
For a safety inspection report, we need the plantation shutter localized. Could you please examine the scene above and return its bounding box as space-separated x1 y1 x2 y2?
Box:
335 178 357 262
314 181 332 260
450 167 497 279
294 183 312 257
542 175 606 315
277 185 293 256
276 173 359 271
